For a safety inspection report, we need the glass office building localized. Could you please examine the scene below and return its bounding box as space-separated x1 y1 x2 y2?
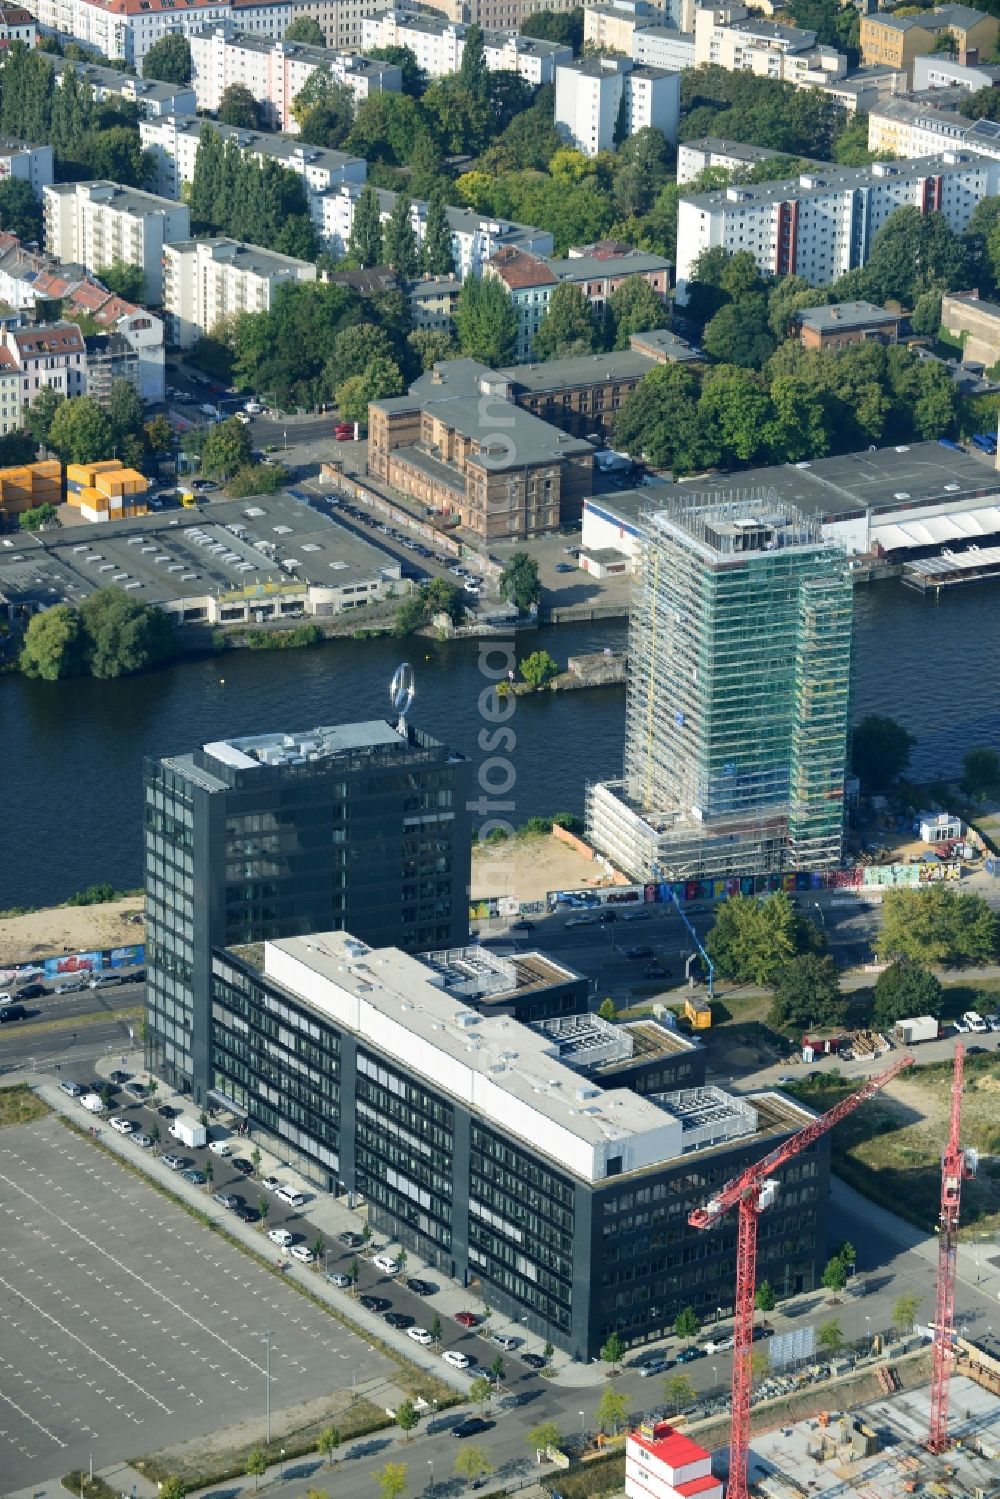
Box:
144 718 470 1099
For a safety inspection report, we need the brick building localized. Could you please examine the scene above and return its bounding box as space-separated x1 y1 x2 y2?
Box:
794 301 902 350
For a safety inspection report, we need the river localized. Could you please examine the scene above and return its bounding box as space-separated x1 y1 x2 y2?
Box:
3 579 999 911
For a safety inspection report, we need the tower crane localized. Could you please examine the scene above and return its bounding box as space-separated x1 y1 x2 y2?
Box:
689 1053 914 1499
927 1042 975 1453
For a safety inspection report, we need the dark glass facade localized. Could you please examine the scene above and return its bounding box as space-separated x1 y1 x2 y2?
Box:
209 948 830 1361
145 721 470 1099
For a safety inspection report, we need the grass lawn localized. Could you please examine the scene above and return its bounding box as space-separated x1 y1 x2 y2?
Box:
0 1084 49 1128
786 1053 1000 1235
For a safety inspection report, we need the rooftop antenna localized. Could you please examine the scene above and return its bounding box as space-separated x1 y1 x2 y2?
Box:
390 661 415 734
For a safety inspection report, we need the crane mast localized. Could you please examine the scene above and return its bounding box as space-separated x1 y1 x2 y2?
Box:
927 1043 974 1453
689 1053 914 1499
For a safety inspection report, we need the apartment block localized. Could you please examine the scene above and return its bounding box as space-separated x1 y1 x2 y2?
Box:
4 321 86 405
47 55 198 118
426 0 583 28
163 237 316 348
676 152 1000 301
860 4 998 81
189 24 402 132
43 181 190 306
318 183 553 274
290 0 392 48
632 26 696 70
867 92 1000 164
361 9 571 85
484 243 670 359
139 114 366 203
143 717 472 1097
693 3 847 88
0 349 19 437
586 497 853 881
208 931 828 1358
0 5 36 44
368 358 594 540
0 139 54 197
678 135 826 183
31 0 293 68
584 0 660 55
912 53 1000 91
555 56 681 155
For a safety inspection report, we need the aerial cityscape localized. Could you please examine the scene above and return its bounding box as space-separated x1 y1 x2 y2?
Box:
0 3 999 1499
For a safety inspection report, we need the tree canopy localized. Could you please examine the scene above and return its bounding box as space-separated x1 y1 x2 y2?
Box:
872 960 944 1028
142 33 191 83
706 892 822 987
47 396 114 465
499 553 541 611
283 15 326 44
189 129 317 260
876 887 998 967
769 953 845 1031
218 82 262 129
0 177 41 243
454 276 518 366
20 586 175 680
850 715 916 791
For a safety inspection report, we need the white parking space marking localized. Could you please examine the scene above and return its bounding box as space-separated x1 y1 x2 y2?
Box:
0 1385 67 1447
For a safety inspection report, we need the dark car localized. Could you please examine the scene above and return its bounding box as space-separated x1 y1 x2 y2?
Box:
157 1104 180 1119
339 1230 364 1248
122 969 146 984
384 1311 414 1330
554 562 575 573
109 1070 132 1085
17 982 48 999
232 1156 254 1173
406 1277 437 1297
521 1353 546 1370
452 1418 494 1439
627 946 655 960
359 1295 392 1314
511 919 536 932
182 1168 207 1185
675 1346 706 1363
124 1081 147 1100
644 963 670 979
234 1204 260 1224
0 1004 27 1022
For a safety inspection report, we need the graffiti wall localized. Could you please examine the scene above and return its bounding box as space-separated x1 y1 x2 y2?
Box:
0 943 145 989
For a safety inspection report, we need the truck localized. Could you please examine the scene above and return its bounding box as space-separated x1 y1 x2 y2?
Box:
80 1092 104 1113
892 1015 939 1045
169 1116 207 1149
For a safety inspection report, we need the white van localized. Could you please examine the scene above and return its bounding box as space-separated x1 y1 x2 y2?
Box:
274 1185 306 1208
963 1011 988 1034
80 1092 104 1113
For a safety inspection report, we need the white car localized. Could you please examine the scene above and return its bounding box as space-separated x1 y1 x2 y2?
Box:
326 1271 351 1288
207 1139 231 1156
407 1327 433 1346
290 1244 315 1264
244 400 262 414
954 1016 970 1034
704 1335 735 1353
372 1253 401 1275
0 992 12 1005
268 1228 293 1248
109 1116 135 1135
566 916 597 928
235 411 250 425
442 1350 470 1369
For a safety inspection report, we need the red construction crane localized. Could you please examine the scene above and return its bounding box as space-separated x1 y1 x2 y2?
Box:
689 1053 914 1499
927 1042 975 1453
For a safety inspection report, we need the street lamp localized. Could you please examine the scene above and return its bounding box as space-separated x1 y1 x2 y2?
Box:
713 1364 719 1389
280 1448 285 1479
427 1458 434 1495
579 1409 585 1435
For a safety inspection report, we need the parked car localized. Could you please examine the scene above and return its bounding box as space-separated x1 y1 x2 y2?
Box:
290 1245 315 1264
109 1070 132 1085
452 1418 493 1439
213 1192 238 1210
675 1346 706 1363
267 1228 293 1248
207 1138 232 1156
359 1295 391 1313
325 1272 351 1288
443 1350 470 1369
455 1310 479 1328
231 1156 254 1174
640 1358 671 1377
17 982 47 1000
261 1175 282 1192
384 1311 414 1330
372 1253 401 1275
703 1336 734 1354
234 1204 259 1224
406 1278 437 1297
132 1133 154 1149
521 1353 547 1370
511 919 536 932
626 946 655 960
124 1082 147 1100
109 1117 135 1135
566 915 597 928
407 1327 433 1346
162 1154 187 1171
59 1081 84 1097
182 1169 207 1185
339 1230 364 1248
490 1333 517 1351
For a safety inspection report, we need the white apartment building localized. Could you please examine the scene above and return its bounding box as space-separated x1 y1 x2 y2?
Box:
0 5 37 45
140 114 366 205
0 349 22 436
694 2 847 86
163 237 316 347
47 56 198 119
868 94 1000 161
4 322 87 405
912 53 1000 91
0 140 54 197
584 0 660 56
31 0 293 69
555 56 681 154
43 181 191 305
318 183 553 271
676 151 1000 301
677 136 824 183
631 26 697 70
189 25 402 131
361 9 571 86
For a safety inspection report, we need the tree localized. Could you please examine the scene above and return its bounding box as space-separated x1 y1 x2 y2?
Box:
454 1445 493 1484
469 1375 493 1411
335 359 403 424
755 1281 776 1313
200 417 252 480
769 953 845 1031
375 1462 407 1499
454 275 517 365
598 997 618 1022
148 1121 161 1151
821 1256 847 1295
532 281 601 360
817 1319 843 1354
893 1293 921 1335
596 1386 629 1435
422 190 455 275
45 396 113 466
699 364 772 464
674 1306 700 1342
94 259 145 303
203 1159 214 1190
258 1196 269 1229
78 588 175 680
458 23 489 99
395 1399 419 1440
600 1330 625 1370
19 502 57 531
878 886 998 967
850 714 916 790
366 44 427 98
317 1426 341 1466
519 649 559 690
663 1373 696 1413
0 177 41 242
218 83 261 129
349 1257 360 1287
608 276 670 348
614 362 713 474
522 8 584 52
430 1313 442 1344
543 1339 554 1364
526 1420 562 1454
312 1236 326 1264
489 1353 506 1386
245 1450 268 1491
284 14 326 43
499 552 541 611
872 960 943 1028
143 32 191 83
383 193 419 276
108 378 144 442
961 746 1000 795
703 297 776 369
348 184 384 268
251 1146 262 1175
158 1478 184 1499
707 892 807 987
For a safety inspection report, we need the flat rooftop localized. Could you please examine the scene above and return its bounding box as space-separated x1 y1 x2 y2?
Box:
148 115 364 176
534 1012 699 1075
797 300 898 332
229 932 816 1183
501 348 657 393
682 152 989 211
421 943 583 1003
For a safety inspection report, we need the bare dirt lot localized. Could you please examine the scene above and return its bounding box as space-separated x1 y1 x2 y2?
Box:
471 832 614 904
0 897 144 967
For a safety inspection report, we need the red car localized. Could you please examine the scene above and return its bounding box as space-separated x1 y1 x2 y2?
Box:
334 422 355 441
455 1310 479 1328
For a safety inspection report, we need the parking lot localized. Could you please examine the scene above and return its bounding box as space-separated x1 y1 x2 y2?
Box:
0 1112 395 1490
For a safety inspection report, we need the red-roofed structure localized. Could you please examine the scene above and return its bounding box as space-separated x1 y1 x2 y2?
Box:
626 1423 722 1499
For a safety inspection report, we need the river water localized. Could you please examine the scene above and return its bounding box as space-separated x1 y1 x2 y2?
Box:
3 580 999 910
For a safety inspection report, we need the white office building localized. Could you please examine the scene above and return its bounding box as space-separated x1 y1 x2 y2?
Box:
676 151 1000 301
43 181 191 305
140 115 366 205
361 9 571 85
555 56 681 154
0 140 54 197
189 25 402 132
31 0 293 69
163 237 316 347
